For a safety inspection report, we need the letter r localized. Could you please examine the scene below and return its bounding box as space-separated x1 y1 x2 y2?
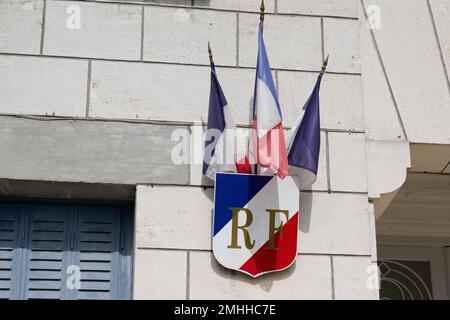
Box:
227 208 255 250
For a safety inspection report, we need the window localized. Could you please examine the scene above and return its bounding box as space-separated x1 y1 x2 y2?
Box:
379 260 433 300
0 202 133 300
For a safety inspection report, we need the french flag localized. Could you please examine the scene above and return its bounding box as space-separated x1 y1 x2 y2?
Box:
251 22 289 179
202 61 238 180
287 73 323 188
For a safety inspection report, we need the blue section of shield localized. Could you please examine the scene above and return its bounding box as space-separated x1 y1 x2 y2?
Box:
213 173 273 236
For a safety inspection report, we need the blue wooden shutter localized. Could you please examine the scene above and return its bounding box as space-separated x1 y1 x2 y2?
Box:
20 205 72 300
71 206 131 300
0 205 24 300
0 202 132 300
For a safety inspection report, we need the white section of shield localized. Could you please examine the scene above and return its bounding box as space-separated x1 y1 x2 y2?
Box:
213 174 299 273
255 78 282 138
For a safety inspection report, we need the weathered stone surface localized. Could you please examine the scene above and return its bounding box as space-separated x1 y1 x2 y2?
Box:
333 256 379 300
359 7 405 141
144 6 236 65
328 132 368 193
278 0 358 18
278 71 364 130
0 0 43 54
324 18 361 73
0 117 189 185
134 249 187 300
195 0 275 12
239 13 322 70
89 61 255 125
299 192 371 255
190 252 332 299
0 55 87 116
44 1 141 60
366 0 450 144
429 0 450 82
135 185 213 250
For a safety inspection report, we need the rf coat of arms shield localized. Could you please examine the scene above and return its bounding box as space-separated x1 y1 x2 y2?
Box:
212 173 299 278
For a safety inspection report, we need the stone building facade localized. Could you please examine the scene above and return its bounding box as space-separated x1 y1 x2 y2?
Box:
0 0 448 300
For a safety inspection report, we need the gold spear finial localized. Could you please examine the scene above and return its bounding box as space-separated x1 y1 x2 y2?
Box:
260 0 265 23
321 54 329 73
208 41 214 65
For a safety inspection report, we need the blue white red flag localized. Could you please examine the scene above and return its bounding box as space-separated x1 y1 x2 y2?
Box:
287 73 323 188
250 23 289 179
202 63 237 180
203 62 252 180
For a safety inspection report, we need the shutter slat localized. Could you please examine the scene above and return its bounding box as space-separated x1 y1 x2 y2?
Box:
0 290 10 299
80 232 112 242
29 261 63 270
79 261 112 271
0 260 12 269
28 280 61 290
79 252 111 262
30 251 63 261
0 270 12 279
0 231 15 240
77 291 111 300
80 224 113 233
0 220 15 231
0 280 11 289
28 290 61 300
28 270 62 280
80 281 110 291
0 240 14 249
31 222 65 232
79 242 113 252
31 241 65 251
81 271 111 281
0 250 12 260
31 231 65 241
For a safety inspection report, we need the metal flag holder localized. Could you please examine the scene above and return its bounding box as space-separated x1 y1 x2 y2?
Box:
208 0 329 75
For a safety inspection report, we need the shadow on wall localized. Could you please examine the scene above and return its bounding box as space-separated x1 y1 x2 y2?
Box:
299 192 313 234
209 253 297 294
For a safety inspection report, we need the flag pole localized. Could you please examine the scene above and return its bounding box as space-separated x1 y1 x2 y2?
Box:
321 54 329 74
260 0 265 23
208 41 214 65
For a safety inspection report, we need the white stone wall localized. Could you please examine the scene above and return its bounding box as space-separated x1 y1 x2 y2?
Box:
0 0 380 299
359 0 450 219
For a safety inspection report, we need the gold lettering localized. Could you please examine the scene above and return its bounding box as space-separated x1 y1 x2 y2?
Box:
267 209 289 250
227 208 255 249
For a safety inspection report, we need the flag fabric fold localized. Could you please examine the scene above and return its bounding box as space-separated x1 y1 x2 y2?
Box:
250 23 289 179
202 64 237 180
203 64 252 180
287 73 323 188
204 23 323 185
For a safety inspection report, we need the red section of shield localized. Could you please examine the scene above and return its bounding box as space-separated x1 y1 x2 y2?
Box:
239 212 299 277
